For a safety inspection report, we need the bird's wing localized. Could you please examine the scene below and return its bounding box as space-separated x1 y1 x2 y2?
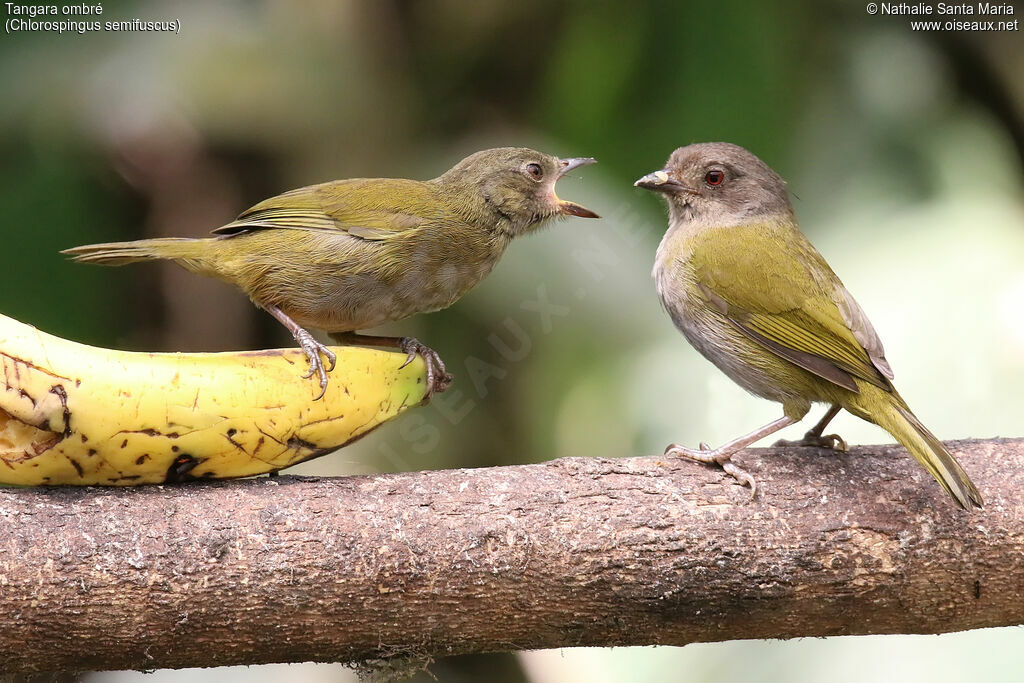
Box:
832 283 894 380
692 223 892 393
211 179 445 241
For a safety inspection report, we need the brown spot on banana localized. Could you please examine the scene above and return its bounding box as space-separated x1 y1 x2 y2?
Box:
166 454 201 483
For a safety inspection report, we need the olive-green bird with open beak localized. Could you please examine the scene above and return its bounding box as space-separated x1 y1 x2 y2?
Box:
635 142 981 509
65 147 599 399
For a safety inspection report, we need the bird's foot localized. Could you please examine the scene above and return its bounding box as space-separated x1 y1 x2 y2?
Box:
295 328 337 401
664 442 757 501
774 432 847 452
399 337 453 399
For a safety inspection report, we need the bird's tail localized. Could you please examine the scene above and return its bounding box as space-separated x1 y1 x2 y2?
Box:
851 386 982 510
62 238 216 275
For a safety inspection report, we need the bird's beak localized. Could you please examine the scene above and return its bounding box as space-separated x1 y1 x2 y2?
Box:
557 157 597 178
555 157 600 218
558 200 600 218
634 169 698 195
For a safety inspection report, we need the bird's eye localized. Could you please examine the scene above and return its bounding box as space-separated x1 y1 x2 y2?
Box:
705 170 725 186
525 163 544 180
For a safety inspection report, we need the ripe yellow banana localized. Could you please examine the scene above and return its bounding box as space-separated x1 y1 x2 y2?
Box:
0 312 427 485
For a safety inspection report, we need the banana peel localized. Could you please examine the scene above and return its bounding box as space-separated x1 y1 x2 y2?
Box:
0 312 428 485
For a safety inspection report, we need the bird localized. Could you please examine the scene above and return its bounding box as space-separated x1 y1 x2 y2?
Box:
64 147 599 400
634 142 981 509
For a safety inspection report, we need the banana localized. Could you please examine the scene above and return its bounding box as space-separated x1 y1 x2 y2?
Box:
0 312 428 485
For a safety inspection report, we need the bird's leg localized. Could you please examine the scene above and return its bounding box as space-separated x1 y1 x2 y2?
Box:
773 404 847 451
330 332 452 399
665 415 797 500
263 304 336 401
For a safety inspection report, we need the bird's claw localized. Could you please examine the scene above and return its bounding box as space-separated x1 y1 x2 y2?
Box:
295 330 336 400
399 337 453 401
820 433 847 451
664 442 758 502
722 461 757 502
774 432 848 452
663 443 720 461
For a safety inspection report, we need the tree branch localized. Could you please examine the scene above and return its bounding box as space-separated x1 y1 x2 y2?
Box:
1 438 1020 674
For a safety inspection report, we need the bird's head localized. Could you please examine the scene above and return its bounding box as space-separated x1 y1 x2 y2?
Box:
439 147 599 236
634 142 791 226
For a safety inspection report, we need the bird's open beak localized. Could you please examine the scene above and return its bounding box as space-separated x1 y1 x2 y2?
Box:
555 157 600 218
634 169 698 195
558 157 597 178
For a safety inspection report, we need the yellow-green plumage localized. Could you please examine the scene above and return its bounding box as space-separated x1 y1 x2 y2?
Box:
63 147 599 398
640 142 981 509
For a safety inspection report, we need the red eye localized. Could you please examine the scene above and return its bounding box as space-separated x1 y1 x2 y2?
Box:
705 170 724 186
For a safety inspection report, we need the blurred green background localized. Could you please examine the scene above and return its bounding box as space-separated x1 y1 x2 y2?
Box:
3 0 1023 681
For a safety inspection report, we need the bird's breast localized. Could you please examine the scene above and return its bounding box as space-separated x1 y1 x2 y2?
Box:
391 247 503 315
316 232 510 332
653 225 805 404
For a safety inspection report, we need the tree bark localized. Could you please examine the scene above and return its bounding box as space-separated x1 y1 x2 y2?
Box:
0 438 1020 674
